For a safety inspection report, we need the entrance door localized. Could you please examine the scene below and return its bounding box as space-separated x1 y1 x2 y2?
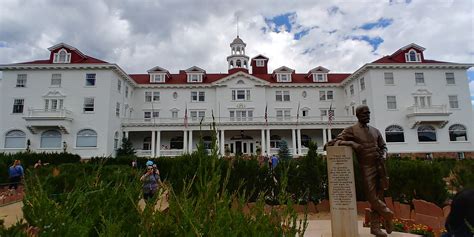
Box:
235 141 242 155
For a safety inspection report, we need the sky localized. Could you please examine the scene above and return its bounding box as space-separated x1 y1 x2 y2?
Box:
0 0 473 106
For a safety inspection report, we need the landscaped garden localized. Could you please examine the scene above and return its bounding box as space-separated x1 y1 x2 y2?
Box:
1 137 473 236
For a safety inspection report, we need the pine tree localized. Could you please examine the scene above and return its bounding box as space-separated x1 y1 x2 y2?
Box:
116 137 135 157
278 140 291 160
306 140 318 159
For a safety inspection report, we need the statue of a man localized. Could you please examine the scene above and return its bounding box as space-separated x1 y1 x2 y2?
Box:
326 105 393 237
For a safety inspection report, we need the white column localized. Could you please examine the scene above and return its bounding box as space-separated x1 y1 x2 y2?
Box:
261 129 265 156
151 130 156 157
328 128 332 141
156 130 161 157
124 131 129 139
188 130 193 153
183 130 188 153
220 130 225 156
291 129 297 156
297 129 302 155
323 128 327 146
266 129 271 155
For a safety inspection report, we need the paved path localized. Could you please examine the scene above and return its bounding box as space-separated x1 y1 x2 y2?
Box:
0 201 23 227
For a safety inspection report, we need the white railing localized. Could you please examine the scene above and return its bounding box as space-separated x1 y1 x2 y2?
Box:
135 149 152 157
26 108 73 119
406 105 448 115
160 149 184 157
122 115 356 126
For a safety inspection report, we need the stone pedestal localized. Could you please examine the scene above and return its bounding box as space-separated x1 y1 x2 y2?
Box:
327 146 359 237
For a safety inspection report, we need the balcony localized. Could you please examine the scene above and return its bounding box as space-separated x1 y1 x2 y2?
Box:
406 105 451 128
23 109 73 134
122 116 356 127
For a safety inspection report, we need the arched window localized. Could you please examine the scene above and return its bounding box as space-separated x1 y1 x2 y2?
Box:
449 124 467 141
54 49 71 63
170 136 184 149
76 129 97 147
244 60 248 68
301 134 311 147
202 136 213 149
5 130 26 148
229 61 234 68
417 125 436 142
385 125 405 143
143 137 151 150
41 130 62 148
114 131 119 150
236 60 242 67
270 135 281 148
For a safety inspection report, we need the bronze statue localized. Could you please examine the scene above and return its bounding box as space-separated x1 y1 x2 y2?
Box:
326 105 393 237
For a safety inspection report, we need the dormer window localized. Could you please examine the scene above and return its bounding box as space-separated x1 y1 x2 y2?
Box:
276 73 291 82
256 59 265 67
150 74 165 83
313 73 327 82
405 49 421 62
53 49 71 63
187 73 203 83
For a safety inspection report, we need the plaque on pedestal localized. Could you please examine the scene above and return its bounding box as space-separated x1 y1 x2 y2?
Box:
327 146 358 237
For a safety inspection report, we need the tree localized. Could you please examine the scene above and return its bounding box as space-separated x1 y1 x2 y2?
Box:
278 140 291 160
306 140 318 159
116 137 135 157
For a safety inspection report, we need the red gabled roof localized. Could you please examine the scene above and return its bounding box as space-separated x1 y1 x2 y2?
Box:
372 55 447 64
17 54 108 64
129 72 228 84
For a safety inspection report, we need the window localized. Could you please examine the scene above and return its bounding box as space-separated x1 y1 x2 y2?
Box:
83 97 94 112
384 72 394 85
448 95 459 109
256 60 264 67
320 108 334 117
313 73 327 82
232 90 250 101
12 99 24 113
44 99 64 111
144 111 159 120
151 74 165 83
270 135 282 148
385 125 405 143
114 132 119 150
51 74 61 87
116 102 120 117
229 110 253 121
86 73 96 86
415 73 424 85
414 96 431 108
360 77 365 90
275 91 290 101
4 130 26 148
143 137 151 150
417 125 437 142
350 85 354 95
320 109 327 116
319 90 333 101
445 73 455 85
362 99 367 105
117 80 122 92
170 136 184 149
276 109 291 120
40 130 62 148
172 111 178 119
191 91 205 102
190 110 205 121
187 73 203 83
16 74 27 87
449 124 467 141
405 49 421 62
302 91 307 98
276 73 291 82
173 92 178 99
301 134 311 147
145 91 160 102
76 129 97 148
457 152 465 160
53 49 71 63
302 109 308 117
125 86 129 98
387 96 397 110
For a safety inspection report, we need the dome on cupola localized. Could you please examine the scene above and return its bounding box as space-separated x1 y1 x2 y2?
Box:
231 36 245 45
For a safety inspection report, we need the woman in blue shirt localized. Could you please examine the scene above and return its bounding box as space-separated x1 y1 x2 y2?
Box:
8 159 24 193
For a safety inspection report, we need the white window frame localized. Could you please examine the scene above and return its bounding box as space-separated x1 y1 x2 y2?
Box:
190 110 205 121
191 91 205 102
12 98 24 114
448 95 459 109
145 91 160 102
415 73 425 85
313 73 327 82
349 85 354 95
83 97 95 113
117 79 122 93
276 109 291 120
44 98 64 111
51 74 62 87
414 95 431 108
231 89 250 101
85 73 96 86
229 109 254 121
302 109 309 117
276 73 291 82
116 102 120 117
445 72 455 85
150 73 165 83
275 91 290 102
384 72 394 85
256 59 265 67
53 49 71 63
4 130 26 148
16 74 27 87
40 130 62 148
405 49 422 62
125 86 129 98
386 96 397 110
319 90 333 101
143 110 159 121
360 77 365 90
362 99 367 105
187 73 203 83
76 129 98 148
172 111 178 119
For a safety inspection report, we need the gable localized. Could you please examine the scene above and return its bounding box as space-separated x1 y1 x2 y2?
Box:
213 71 270 86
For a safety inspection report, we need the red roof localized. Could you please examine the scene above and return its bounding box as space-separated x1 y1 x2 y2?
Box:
372 55 447 64
18 55 108 65
130 71 350 84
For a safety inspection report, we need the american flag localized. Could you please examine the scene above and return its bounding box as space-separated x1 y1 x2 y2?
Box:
264 104 268 126
184 104 188 128
328 103 334 127
296 102 300 126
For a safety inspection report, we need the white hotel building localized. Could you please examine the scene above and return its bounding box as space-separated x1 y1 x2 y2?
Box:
0 37 473 159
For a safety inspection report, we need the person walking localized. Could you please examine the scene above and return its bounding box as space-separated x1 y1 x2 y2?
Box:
140 160 162 203
8 160 24 195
